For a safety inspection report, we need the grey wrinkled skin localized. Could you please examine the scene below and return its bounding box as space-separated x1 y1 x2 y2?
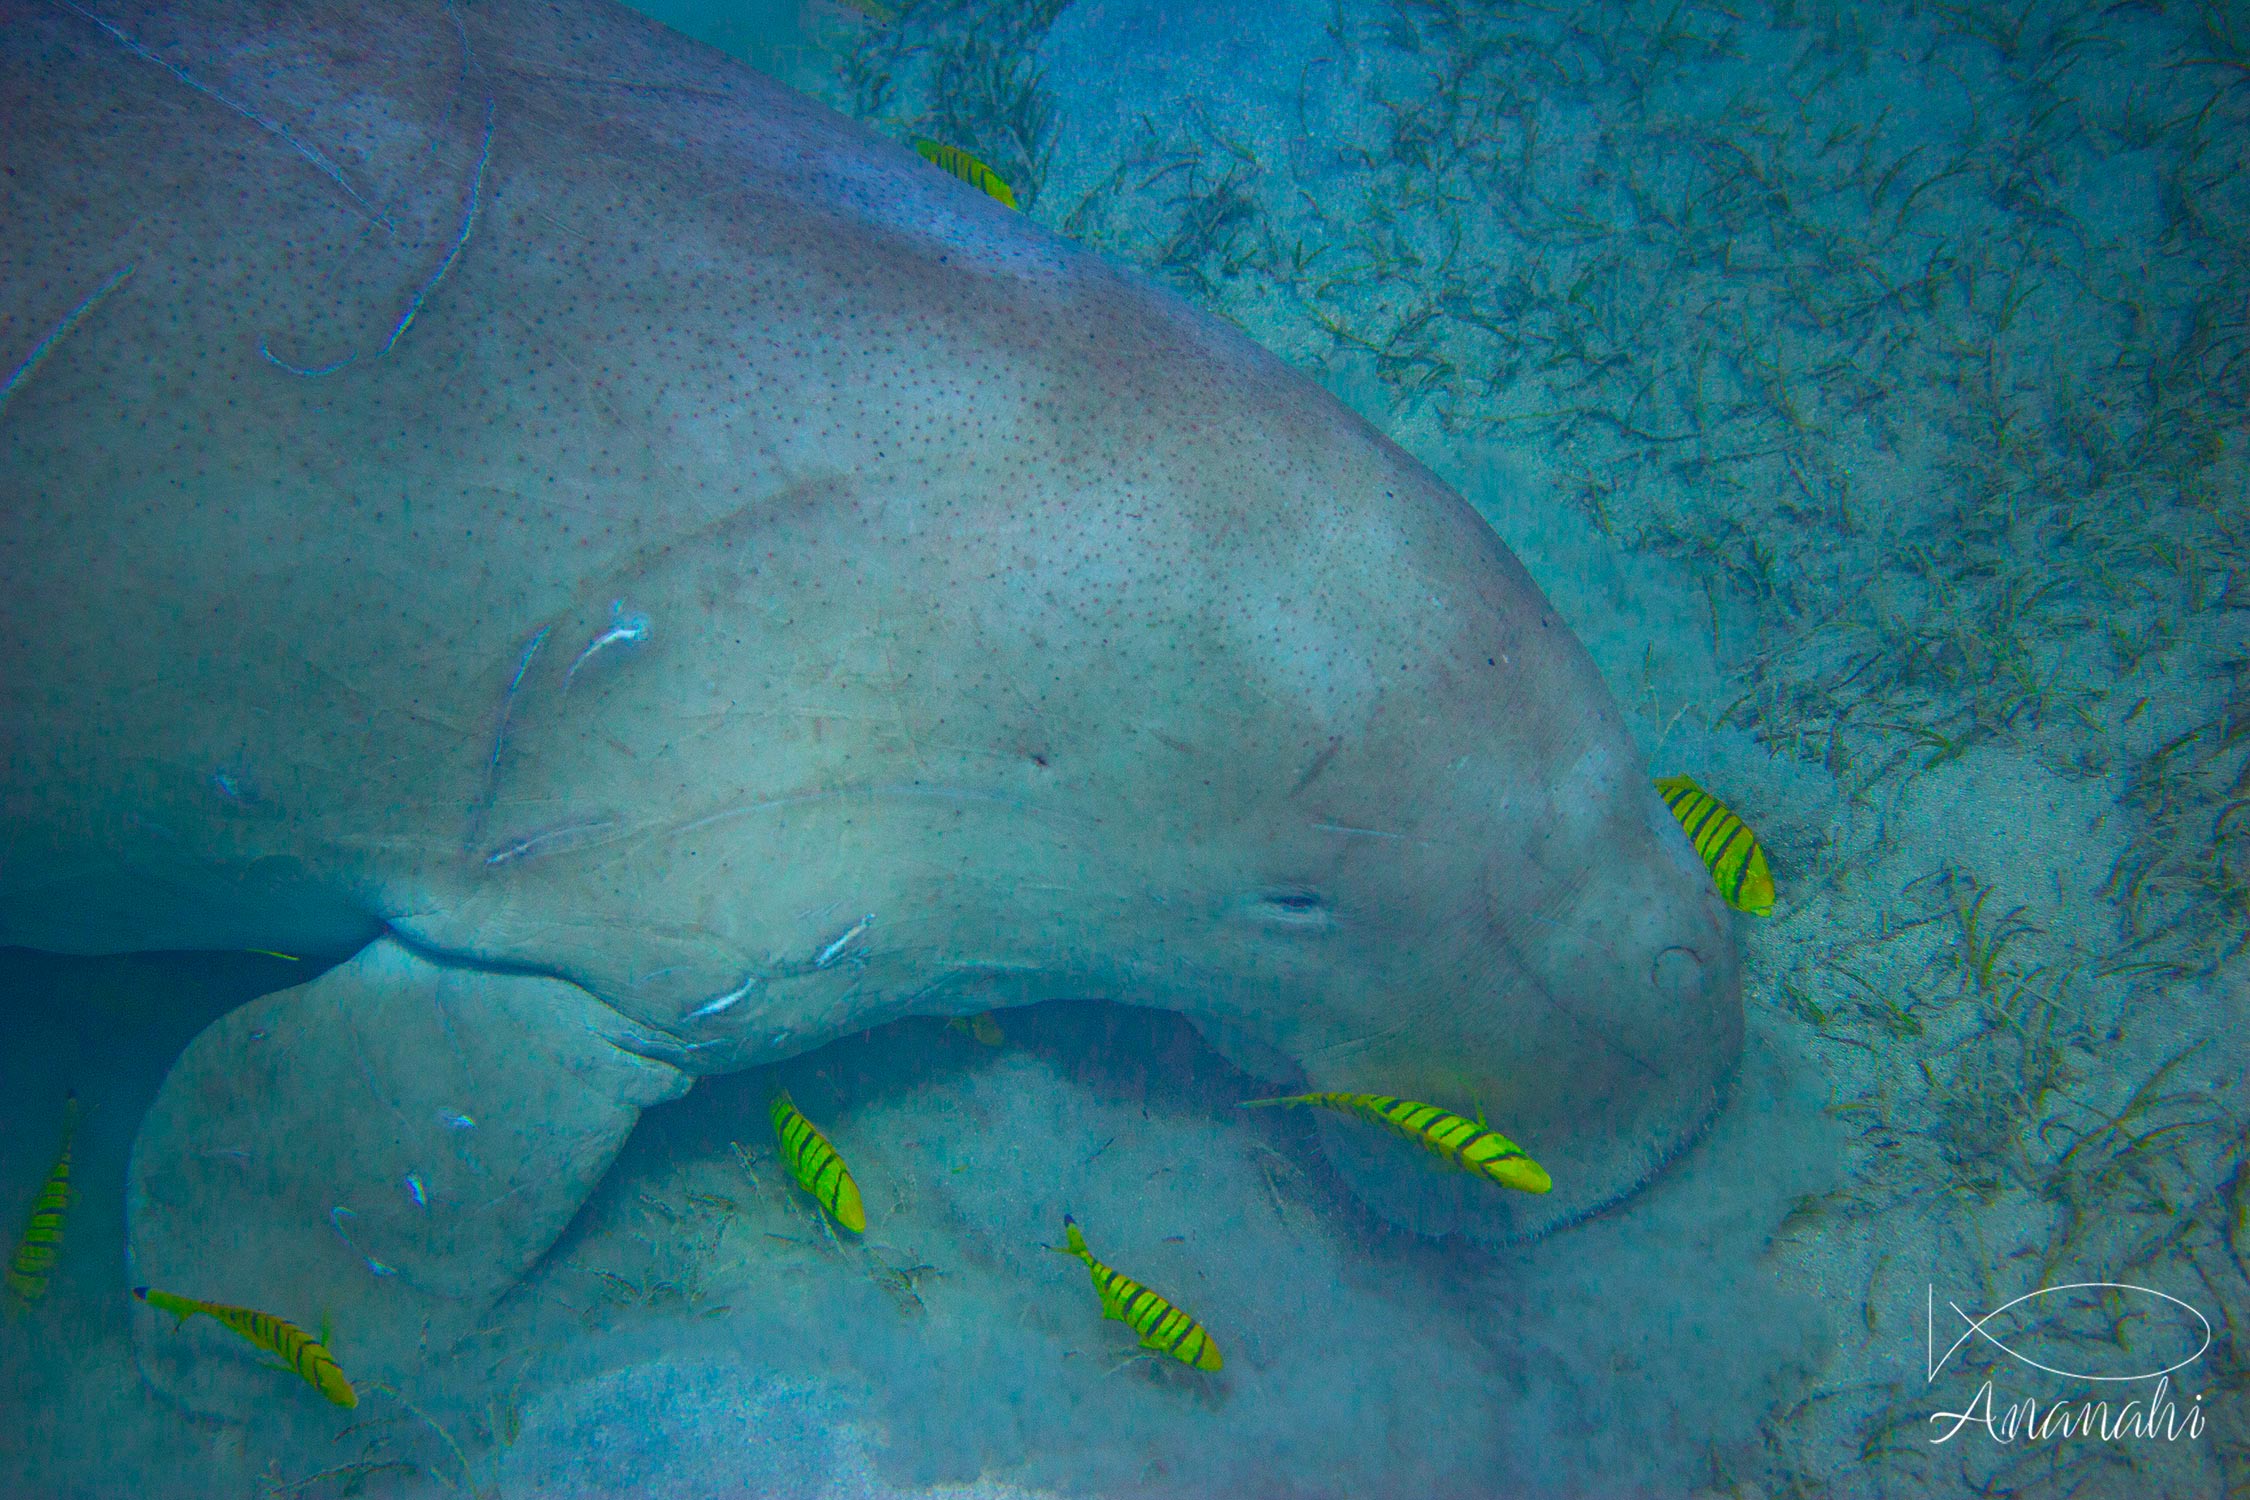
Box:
0 0 1738 1401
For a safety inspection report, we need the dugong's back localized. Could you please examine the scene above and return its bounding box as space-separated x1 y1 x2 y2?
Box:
1 0 1739 1289
4 0 1132 949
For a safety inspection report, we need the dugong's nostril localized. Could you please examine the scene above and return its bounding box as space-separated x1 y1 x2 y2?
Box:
1650 944 1705 1000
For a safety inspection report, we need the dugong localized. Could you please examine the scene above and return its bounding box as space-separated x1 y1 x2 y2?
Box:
0 0 1739 1398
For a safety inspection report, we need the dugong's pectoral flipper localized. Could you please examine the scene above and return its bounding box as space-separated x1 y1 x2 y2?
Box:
127 939 688 1412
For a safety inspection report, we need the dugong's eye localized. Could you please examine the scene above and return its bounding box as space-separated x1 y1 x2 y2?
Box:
1256 889 1333 927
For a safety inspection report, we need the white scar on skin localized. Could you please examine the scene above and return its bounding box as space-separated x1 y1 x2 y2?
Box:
686 975 760 1020
482 819 618 867
566 599 651 685
815 913 875 969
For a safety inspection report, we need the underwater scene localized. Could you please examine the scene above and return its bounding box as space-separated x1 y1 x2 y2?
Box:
1 0 2245 1495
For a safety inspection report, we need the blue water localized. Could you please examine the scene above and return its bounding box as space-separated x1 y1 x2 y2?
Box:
4 0 2245 1496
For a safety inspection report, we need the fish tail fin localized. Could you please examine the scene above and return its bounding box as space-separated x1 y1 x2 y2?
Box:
131 1285 185 1329
1238 1094 1306 1110
1050 1214 1089 1260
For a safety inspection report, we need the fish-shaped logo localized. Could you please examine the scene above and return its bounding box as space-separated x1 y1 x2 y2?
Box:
1928 1282 2211 1383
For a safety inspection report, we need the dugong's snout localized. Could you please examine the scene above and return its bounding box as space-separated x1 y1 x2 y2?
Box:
1180 613 1746 1243
1246 809 1743 1244
1507 810 1747 1231
1110 380 1751 1242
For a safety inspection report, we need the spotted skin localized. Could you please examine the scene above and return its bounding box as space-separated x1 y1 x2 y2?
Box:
133 1286 357 1407
1051 1215 1221 1372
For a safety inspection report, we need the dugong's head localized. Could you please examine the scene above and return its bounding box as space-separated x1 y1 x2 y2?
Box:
1065 409 1742 1241
889 283 1747 1241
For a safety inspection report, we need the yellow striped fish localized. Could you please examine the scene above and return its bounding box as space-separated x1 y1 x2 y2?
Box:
770 1090 867 1233
1050 1215 1222 1372
1652 774 1775 915
132 1286 358 1407
912 138 1018 209
1240 1092 1552 1194
6 1092 78 1303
